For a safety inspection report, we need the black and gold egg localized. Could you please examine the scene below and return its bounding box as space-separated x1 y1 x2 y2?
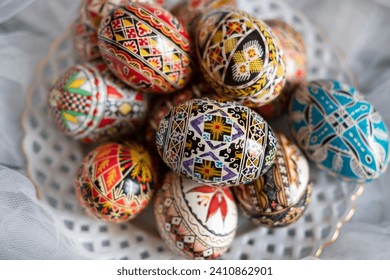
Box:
195 7 285 107
234 132 311 227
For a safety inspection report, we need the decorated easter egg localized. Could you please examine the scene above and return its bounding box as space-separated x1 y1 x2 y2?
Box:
234 133 311 227
75 142 155 223
145 86 203 171
265 19 306 87
254 88 291 120
47 61 148 143
154 172 237 259
155 98 277 186
74 0 162 61
149 86 202 131
74 13 101 61
80 0 162 30
98 3 192 94
196 7 285 107
289 80 390 182
171 0 236 36
255 20 306 120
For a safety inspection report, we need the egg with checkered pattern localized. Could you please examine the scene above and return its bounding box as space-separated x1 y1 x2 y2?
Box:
289 80 390 182
47 60 148 143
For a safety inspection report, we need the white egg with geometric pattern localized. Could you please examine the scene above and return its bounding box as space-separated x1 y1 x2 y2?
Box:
154 172 237 260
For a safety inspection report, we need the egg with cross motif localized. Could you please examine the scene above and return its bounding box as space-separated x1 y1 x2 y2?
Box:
154 172 237 259
289 80 390 182
75 141 156 223
98 2 192 94
155 97 277 186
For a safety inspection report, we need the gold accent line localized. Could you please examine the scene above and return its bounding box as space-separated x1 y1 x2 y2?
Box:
314 184 365 258
21 25 74 200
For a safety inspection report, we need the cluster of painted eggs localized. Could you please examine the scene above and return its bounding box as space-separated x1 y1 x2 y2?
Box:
46 0 389 260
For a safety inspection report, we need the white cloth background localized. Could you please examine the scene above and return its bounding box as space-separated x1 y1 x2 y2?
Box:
0 0 389 259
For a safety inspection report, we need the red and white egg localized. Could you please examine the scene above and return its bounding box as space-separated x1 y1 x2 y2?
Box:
154 172 237 259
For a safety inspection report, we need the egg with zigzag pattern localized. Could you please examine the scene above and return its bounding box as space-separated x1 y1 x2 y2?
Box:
98 2 192 94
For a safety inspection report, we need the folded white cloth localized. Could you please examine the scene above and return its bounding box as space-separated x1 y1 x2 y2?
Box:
0 0 82 259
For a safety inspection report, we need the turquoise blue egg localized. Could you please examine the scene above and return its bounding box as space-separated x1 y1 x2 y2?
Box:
289 80 389 183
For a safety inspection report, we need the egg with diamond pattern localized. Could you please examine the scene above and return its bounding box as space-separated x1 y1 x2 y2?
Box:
195 7 285 107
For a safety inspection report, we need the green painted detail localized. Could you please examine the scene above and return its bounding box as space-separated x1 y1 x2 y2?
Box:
65 71 92 97
66 87 92 96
